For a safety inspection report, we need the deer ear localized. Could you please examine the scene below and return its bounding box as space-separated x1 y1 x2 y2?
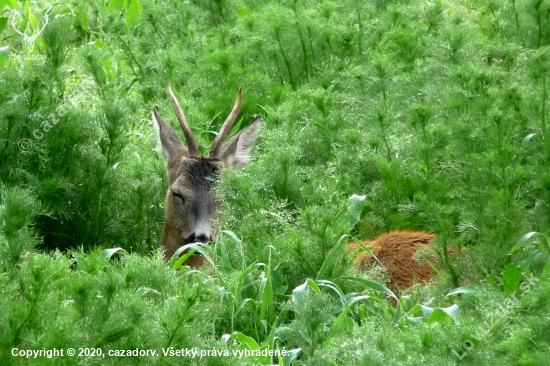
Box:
218 116 261 170
152 107 187 164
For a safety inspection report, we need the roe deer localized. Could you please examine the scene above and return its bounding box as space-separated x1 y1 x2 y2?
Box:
346 231 437 291
152 85 261 266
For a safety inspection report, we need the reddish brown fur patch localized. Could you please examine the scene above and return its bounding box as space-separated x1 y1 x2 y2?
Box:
347 230 436 291
182 254 208 268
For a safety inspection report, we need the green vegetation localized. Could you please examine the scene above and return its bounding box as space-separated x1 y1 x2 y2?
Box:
1 0 550 364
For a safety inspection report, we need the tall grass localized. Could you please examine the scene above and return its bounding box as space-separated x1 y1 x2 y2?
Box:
1 0 550 364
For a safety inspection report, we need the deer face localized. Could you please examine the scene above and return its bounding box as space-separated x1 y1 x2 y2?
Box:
153 85 261 263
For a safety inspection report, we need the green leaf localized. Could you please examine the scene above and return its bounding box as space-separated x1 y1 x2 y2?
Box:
281 348 301 366
328 296 370 338
74 11 89 32
405 304 423 317
305 278 321 294
230 332 259 350
234 298 252 317
217 230 245 267
227 116 244 139
227 262 265 290
28 8 38 29
502 263 524 293
406 316 425 326
543 255 550 283
169 243 222 282
59 7 73 15
316 279 346 305
509 232 537 254
214 232 232 269
427 308 451 324
316 234 349 280
338 276 397 300
260 270 274 323
0 17 8 36
169 245 192 268
331 307 355 333
445 285 479 298
522 133 536 146
348 194 366 230
108 0 125 11
534 232 550 250
437 304 459 322
519 248 543 271
349 235 383 266
298 330 312 345
392 300 401 325
292 278 321 306
103 247 125 258
421 304 434 320
264 315 282 364
125 0 143 28
88 40 105 48
313 122 333 145
171 249 197 269
508 231 550 256
423 304 459 324
345 295 370 308
0 46 9 66
272 268 288 296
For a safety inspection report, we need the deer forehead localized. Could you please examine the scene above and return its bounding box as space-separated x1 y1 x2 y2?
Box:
169 156 223 194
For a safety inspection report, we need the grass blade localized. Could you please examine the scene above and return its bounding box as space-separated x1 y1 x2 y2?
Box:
337 276 397 300
445 285 479 298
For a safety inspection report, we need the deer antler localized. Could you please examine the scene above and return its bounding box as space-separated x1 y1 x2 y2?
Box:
210 89 242 158
168 84 199 156
11 13 27 38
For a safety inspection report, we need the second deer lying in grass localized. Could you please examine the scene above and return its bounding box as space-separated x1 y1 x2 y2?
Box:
346 230 438 292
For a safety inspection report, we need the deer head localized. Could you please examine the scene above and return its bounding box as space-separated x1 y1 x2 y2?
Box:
152 85 261 265
11 12 49 54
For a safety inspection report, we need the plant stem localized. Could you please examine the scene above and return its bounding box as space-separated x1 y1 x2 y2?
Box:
275 32 296 90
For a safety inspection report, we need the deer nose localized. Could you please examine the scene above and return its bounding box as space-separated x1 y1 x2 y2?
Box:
194 233 212 243
185 232 212 244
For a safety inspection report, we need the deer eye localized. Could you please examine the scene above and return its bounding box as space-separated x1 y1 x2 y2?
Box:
172 191 185 204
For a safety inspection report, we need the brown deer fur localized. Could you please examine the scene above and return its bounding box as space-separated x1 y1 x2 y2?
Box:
346 231 437 291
